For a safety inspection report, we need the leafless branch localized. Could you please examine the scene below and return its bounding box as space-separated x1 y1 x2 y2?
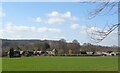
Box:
88 23 120 43
88 1 117 19
87 1 118 43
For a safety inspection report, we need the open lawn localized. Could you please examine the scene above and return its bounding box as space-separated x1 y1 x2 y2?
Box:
2 56 118 71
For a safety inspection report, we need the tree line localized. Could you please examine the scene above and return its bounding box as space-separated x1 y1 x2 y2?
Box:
1 39 118 57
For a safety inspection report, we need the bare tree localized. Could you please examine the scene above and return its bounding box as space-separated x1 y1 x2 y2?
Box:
59 39 67 54
87 1 119 43
87 23 120 43
88 2 118 19
72 39 80 44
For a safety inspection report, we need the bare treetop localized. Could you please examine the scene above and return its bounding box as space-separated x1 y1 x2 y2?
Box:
87 1 119 43
88 2 118 19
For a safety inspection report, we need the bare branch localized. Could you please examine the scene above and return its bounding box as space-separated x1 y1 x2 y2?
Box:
88 23 119 43
88 2 109 19
87 1 118 43
88 1 117 19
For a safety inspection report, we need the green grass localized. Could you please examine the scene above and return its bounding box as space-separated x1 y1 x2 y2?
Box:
0 58 2 72
2 56 118 71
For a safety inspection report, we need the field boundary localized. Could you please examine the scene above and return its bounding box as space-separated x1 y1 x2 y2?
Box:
1 71 119 73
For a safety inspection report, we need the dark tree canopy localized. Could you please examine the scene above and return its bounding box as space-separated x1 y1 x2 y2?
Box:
72 39 80 44
9 48 14 58
41 42 50 51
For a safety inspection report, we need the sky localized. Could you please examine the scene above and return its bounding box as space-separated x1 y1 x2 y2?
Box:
1 0 119 2
0 2 118 46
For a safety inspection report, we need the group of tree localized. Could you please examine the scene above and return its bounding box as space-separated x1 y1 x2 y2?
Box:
1 39 118 56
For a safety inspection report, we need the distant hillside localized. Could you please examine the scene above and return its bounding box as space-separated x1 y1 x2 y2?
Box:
1 39 118 53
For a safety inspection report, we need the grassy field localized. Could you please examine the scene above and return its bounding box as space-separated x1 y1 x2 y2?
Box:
0 58 2 72
2 56 118 71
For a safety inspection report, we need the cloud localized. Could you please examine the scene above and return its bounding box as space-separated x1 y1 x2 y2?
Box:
71 24 80 29
70 16 78 21
2 22 63 39
0 7 5 19
5 22 36 33
38 27 62 32
35 17 42 22
0 12 5 18
78 26 101 35
46 11 78 25
70 24 92 34
80 26 118 45
62 12 72 18
34 11 79 25
4 22 62 34
47 11 61 17
38 27 48 32
47 11 78 19
86 26 100 34
47 17 65 24
0 29 3 38
48 28 62 32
